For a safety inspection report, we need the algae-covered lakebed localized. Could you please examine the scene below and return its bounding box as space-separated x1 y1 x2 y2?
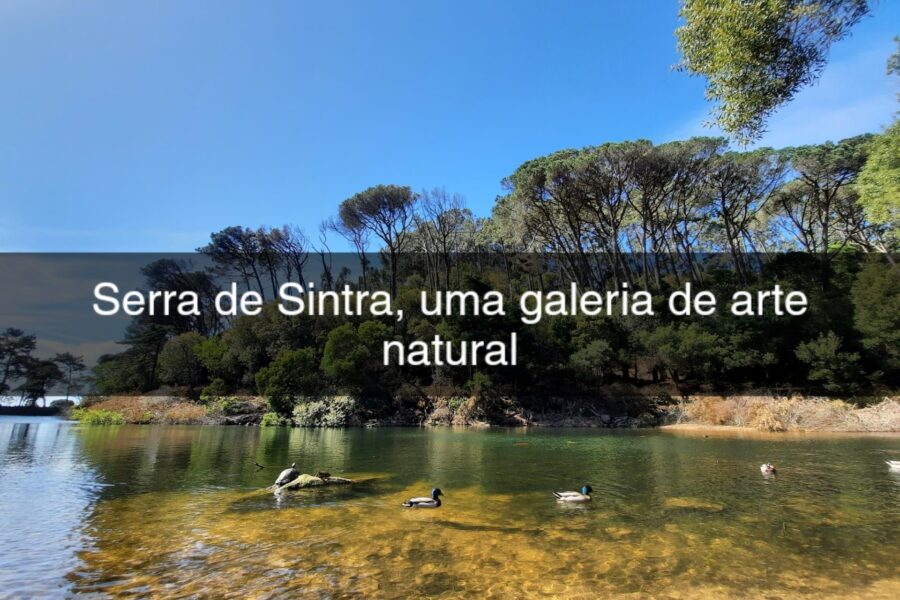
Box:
2 418 899 598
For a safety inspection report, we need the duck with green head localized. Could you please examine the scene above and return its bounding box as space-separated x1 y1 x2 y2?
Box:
402 488 444 508
553 484 593 503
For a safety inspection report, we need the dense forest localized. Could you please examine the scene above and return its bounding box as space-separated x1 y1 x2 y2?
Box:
56 128 895 423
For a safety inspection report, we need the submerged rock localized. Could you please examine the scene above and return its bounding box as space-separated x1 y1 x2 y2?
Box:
663 497 725 512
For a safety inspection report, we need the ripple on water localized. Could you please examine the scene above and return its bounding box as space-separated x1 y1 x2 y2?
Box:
0 419 102 597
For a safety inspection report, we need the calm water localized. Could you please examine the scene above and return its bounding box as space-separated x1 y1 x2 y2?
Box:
2 417 900 598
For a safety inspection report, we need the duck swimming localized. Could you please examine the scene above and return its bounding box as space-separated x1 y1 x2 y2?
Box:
886 460 900 471
553 485 593 503
402 488 443 508
760 463 777 476
274 462 299 487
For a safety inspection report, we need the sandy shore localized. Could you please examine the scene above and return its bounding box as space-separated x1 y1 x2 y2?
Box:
661 422 900 438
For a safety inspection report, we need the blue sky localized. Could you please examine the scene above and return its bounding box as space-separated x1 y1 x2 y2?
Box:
1 0 897 252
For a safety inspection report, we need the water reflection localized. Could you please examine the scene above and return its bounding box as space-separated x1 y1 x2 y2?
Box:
2 420 900 598
0 417 101 597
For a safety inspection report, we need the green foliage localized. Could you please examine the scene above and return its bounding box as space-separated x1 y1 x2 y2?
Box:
795 331 862 393
0 328 36 396
92 352 147 394
643 323 723 382
158 332 207 388
676 0 871 142
54 352 86 401
569 339 614 380
260 412 292 427
292 397 360 427
852 259 900 369
857 121 900 245
206 396 247 416
71 408 125 425
16 358 64 406
116 320 171 391
466 371 495 398
774 136 871 255
339 184 417 296
256 347 323 415
320 321 390 391
200 377 228 401
194 337 231 380
888 36 900 76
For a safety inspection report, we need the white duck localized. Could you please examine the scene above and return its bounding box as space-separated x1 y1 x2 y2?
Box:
760 463 777 476
553 484 593 503
886 460 900 471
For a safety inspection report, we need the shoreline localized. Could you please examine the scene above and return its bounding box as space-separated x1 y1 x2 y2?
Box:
11 415 900 438
64 394 900 433
659 423 900 438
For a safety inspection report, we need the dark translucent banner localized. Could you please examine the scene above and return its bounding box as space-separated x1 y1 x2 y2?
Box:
0 252 896 401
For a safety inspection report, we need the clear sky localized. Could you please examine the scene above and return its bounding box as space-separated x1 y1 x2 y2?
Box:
1 0 897 252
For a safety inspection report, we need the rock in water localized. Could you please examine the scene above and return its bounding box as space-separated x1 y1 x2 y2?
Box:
273 473 354 492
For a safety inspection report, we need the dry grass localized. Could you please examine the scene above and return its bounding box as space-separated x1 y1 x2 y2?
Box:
79 396 210 425
677 395 900 432
156 403 207 424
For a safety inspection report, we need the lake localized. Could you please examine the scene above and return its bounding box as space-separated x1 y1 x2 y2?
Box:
2 417 899 598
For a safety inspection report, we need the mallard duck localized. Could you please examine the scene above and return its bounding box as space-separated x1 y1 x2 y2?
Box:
886 460 900 471
402 488 443 508
760 463 777 475
274 462 299 487
553 485 593 503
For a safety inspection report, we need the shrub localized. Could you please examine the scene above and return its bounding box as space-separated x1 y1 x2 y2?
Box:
69 396 210 425
320 322 390 391
796 332 863 394
852 259 900 370
194 337 232 380
648 387 674 407
426 396 475 425
71 408 125 425
77 396 157 423
261 412 292 427
158 332 207 388
256 348 323 415
394 382 426 403
119 410 154 425
200 378 228 402
292 396 359 427
466 372 495 398
206 396 248 416
569 339 614 379
264 395 294 416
